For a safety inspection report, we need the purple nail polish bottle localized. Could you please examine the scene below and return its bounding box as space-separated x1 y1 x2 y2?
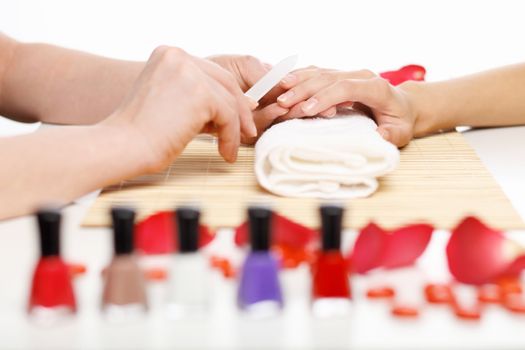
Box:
237 206 283 317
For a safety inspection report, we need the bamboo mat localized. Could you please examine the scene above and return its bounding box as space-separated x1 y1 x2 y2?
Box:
82 132 524 230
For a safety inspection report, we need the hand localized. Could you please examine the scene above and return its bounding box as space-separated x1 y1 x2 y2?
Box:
208 55 290 144
105 46 257 170
276 67 418 147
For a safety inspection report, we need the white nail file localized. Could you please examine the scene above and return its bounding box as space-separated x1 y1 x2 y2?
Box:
244 54 299 102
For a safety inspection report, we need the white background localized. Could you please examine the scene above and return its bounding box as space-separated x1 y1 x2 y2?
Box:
1 0 525 349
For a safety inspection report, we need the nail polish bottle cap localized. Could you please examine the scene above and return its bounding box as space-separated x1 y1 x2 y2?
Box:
111 207 135 255
320 205 344 251
37 208 61 257
248 206 272 252
176 206 200 253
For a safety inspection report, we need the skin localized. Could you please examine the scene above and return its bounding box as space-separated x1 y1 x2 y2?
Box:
276 64 525 147
0 34 286 219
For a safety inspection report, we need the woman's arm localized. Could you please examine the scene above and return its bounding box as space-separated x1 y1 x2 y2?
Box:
0 46 256 220
0 33 143 124
402 63 525 136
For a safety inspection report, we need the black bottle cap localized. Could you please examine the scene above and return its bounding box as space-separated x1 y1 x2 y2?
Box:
176 206 200 253
111 207 136 255
248 206 272 252
320 205 344 251
36 208 61 257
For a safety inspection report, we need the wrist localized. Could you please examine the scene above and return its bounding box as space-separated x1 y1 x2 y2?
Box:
399 80 460 138
398 80 431 137
96 115 165 175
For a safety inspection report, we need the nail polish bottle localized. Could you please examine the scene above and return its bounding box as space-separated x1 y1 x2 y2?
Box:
102 207 148 320
28 208 76 323
311 205 351 317
166 206 209 319
238 206 283 318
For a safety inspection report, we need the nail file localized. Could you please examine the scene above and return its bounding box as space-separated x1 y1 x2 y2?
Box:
244 55 299 102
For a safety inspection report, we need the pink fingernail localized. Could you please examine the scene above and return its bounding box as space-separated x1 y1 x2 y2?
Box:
280 74 297 85
302 98 318 112
278 90 295 103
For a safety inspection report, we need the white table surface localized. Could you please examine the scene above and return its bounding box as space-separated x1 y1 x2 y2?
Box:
2 0 525 348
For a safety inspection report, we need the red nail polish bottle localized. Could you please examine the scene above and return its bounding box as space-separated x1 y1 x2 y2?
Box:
311 205 351 317
28 208 76 323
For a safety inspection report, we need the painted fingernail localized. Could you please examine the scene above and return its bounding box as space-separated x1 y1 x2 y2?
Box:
280 74 297 85
302 98 318 112
277 90 295 103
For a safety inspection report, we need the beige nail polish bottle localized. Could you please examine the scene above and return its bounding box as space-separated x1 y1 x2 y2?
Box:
102 207 147 320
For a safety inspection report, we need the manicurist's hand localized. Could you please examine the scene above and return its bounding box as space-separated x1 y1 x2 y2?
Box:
105 47 258 167
276 67 417 147
208 54 290 144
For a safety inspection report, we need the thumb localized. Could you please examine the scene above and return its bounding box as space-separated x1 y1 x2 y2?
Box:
239 56 271 89
376 123 412 148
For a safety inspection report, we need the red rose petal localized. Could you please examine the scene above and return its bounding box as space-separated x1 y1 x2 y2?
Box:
380 64 426 86
67 263 87 278
424 283 453 304
351 222 433 274
144 267 168 281
503 293 525 314
366 286 395 299
351 222 387 274
497 276 523 295
234 213 318 268
382 224 433 269
135 211 214 255
477 284 502 304
210 256 236 279
446 216 522 285
391 305 420 318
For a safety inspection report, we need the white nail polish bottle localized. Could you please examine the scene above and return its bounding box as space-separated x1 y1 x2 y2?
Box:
166 206 209 319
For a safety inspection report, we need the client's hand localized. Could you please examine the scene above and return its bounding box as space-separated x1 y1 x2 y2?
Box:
208 55 290 144
276 67 418 147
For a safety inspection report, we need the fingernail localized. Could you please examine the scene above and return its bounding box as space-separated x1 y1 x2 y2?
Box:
277 90 294 103
278 108 289 116
327 109 337 118
245 96 258 109
249 123 257 137
302 98 318 112
280 74 297 85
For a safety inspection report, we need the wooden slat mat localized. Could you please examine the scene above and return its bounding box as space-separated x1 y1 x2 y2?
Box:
82 132 524 230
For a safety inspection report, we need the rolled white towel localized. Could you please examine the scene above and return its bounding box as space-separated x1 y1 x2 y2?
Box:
254 110 400 199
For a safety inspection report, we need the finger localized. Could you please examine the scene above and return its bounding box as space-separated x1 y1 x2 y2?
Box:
299 77 395 117
198 58 257 137
206 80 241 162
242 103 289 145
277 73 336 108
238 55 271 91
254 103 289 132
318 106 337 118
279 66 323 89
273 102 309 123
